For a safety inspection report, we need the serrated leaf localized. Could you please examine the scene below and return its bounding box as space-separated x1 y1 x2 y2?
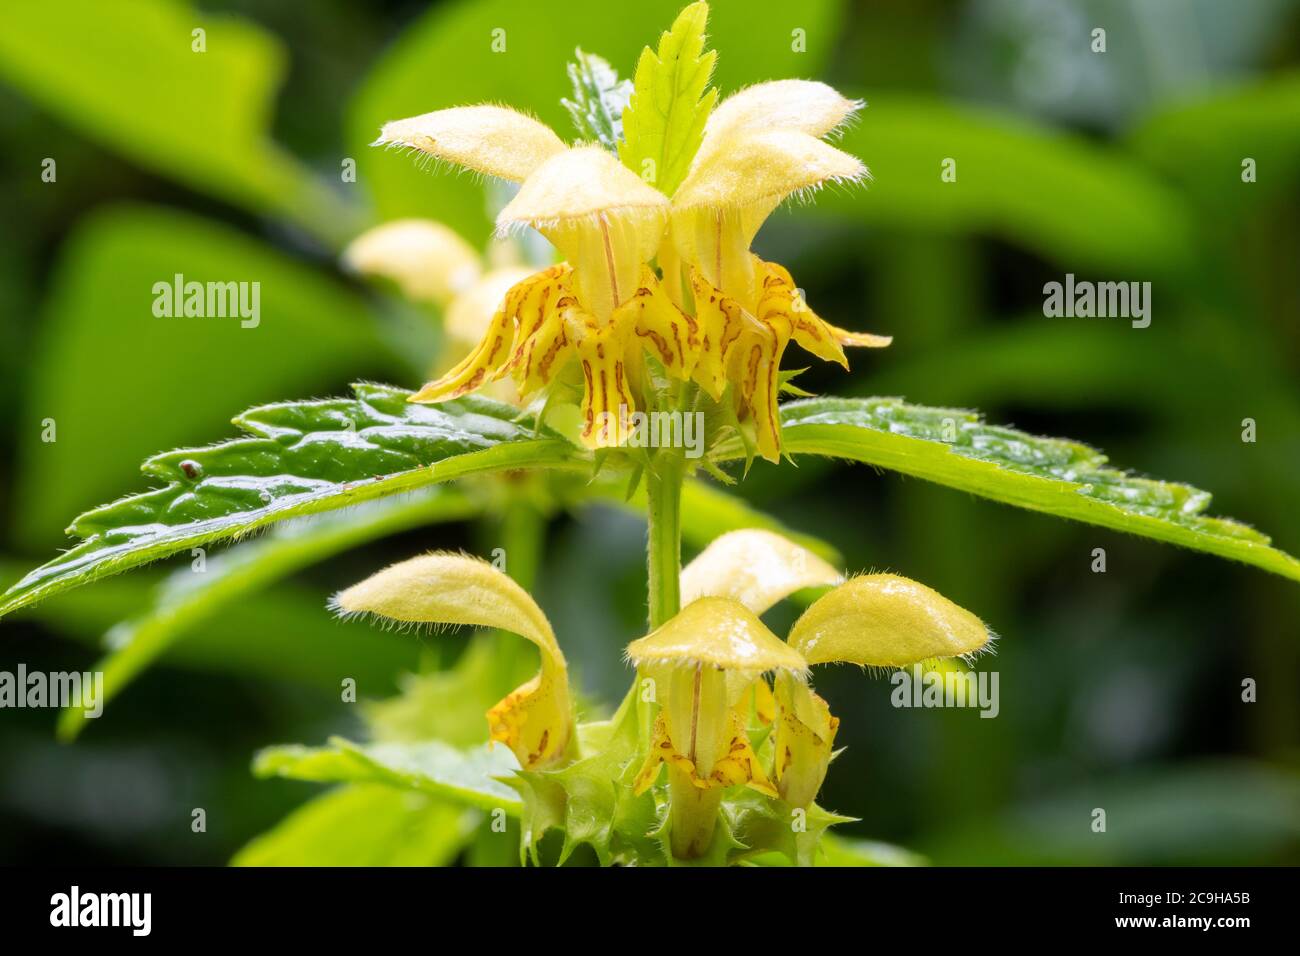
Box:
253 737 523 815
618 1 718 195
719 397 1300 583
725 788 854 866
561 49 632 152
509 692 661 866
0 384 583 618
56 490 479 742
232 784 479 867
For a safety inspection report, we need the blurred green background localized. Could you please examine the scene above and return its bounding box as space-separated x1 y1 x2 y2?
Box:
1 0 1299 865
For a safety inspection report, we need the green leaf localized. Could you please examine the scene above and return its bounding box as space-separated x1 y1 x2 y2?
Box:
745 834 925 867
4 560 427 704
56 490 479 742
562 49 632 152
819 97 1196 273
232 784 480 867
720 396 1300 584
0 0 355 243
14 205 393 551
618 1 717 195
727 793 855 867
0 385 583 618
253 737 523 815
510 693 661 866
816 834 927 867
1127 72 1300 224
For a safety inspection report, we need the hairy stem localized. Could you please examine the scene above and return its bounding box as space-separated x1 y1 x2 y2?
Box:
644 393 716 859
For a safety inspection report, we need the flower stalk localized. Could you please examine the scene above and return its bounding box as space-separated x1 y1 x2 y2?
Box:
645 442 685 629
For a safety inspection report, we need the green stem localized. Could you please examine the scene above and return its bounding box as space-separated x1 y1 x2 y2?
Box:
466 484 547 694
500 490 544 592
645 445 684 629
647 445 716 861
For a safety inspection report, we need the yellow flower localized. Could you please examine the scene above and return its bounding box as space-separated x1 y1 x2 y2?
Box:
629 530 842 801
441 265 537 381
329 531 993 860
627 597 806 794
666 80 892 461
375 107 695 449
332 552 573 770
623 530 842 857
679 526 844 613
372 79 889 462
626 596 806 858
647 529 992 816
343 219 535 403
342 218 483 307
679 527 841 723
774 573 994 807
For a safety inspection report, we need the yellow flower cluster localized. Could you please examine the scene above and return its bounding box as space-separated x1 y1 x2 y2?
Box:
372 79 889 461
333 531 991 859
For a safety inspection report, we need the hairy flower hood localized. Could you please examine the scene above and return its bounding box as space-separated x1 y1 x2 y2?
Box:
497 146 669 322
332 552 573 770
379 104 691 449
375 104 566 182
660 80 890 461
671 80 867 301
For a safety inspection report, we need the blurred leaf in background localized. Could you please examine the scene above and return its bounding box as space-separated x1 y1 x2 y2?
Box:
232 785 480 867
12 206 395 550
0 0 358 240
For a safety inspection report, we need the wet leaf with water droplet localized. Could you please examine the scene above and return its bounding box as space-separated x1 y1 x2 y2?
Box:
0 384 583 617
711 397 1300 584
